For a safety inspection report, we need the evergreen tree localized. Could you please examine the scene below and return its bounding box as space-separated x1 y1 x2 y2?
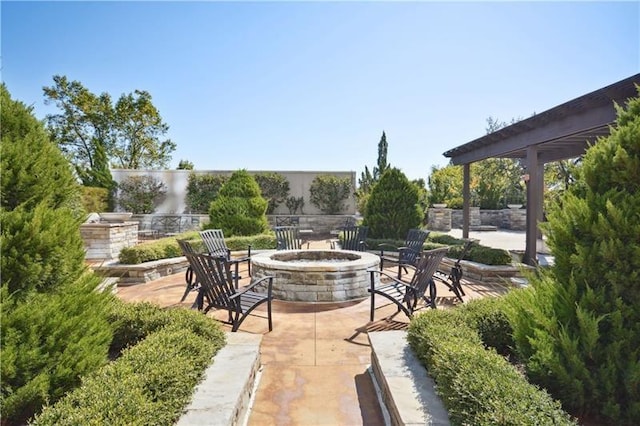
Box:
357 130 391 213
506 90 640 424
207 170 269 236
364 168 423 239
1 84 114 423
1 84 80 212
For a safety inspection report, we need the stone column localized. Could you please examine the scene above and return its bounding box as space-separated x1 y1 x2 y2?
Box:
427 207 452 231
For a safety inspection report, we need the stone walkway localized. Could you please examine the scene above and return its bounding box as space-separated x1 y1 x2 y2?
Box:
116 239 513 425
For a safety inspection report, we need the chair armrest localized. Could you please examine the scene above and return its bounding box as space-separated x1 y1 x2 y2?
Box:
231 275 274 297
377 242 399 255
367 268 418 288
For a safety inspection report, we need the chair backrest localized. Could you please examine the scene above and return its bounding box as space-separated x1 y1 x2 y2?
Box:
276 216 300 227
408 247 449 299
178 239 235 308
199 229 230 259
400 229 430 264
275 226 302 250
341 226 368 251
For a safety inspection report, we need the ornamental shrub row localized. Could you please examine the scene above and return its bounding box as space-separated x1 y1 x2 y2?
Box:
32 301 225 425
407 300 576 425
118 232 277 265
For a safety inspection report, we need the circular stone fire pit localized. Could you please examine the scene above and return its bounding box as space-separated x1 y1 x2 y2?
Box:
251 250 380 302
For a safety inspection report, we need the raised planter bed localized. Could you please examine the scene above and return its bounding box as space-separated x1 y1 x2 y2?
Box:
439 256 533 284
91 256 189 286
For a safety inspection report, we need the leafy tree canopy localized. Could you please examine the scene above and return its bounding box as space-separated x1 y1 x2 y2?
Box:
44 75 176 176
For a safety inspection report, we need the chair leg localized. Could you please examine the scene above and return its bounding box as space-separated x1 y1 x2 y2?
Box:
267 298 273 331
370 292 375 322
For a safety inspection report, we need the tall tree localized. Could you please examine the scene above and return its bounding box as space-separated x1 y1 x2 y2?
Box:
43 75 176 174
357 130 391 213
112 90 175 169
43 75 114 187
373 130 390 180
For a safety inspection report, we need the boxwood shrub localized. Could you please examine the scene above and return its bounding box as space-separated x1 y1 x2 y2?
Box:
407 307 575 425
367 233 512 266
118 232 276 265
32 301 225 425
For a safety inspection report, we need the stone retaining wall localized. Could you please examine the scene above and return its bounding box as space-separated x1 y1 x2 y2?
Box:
432 208 527 231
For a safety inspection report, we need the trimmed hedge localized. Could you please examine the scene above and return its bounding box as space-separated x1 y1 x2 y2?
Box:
367 232 512 266
118 232 277 265
32 301 225 425
407 306 576 425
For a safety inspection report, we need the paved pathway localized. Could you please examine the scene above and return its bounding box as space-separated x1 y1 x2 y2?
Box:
116 239 512 425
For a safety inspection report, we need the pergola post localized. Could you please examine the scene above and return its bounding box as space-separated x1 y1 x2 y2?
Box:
523 145 541 265
462 163 470 238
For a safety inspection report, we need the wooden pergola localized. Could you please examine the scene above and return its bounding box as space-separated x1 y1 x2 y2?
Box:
443 73 640 265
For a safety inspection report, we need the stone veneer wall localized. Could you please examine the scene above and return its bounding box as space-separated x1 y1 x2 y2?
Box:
267 215 356 236
431 208 527 231
81 221 138 260
131 214 355 236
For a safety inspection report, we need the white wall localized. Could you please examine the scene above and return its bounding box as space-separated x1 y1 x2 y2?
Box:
110 169 357 215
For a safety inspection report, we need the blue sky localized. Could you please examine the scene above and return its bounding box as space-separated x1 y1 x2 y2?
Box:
2 1 638 181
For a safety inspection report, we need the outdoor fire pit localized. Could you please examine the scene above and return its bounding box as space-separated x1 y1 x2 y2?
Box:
251 249 380 302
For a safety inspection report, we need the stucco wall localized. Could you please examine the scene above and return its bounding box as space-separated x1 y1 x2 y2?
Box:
110 169 357 215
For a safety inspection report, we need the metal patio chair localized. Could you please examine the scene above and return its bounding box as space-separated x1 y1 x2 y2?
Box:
368 247 449 321
379 229 430 279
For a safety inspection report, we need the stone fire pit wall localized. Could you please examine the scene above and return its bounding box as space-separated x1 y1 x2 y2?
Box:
251 250 381 302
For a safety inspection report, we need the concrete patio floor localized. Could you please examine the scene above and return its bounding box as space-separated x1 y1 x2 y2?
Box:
116 239 513 425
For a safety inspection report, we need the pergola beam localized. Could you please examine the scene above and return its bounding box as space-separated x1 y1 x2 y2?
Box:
443 74 639 266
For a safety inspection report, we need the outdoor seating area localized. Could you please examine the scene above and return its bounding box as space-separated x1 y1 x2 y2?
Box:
116 236 512 424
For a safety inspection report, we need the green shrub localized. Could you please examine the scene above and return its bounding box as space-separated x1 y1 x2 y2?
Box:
116 175 167 214
428 233 466 246
1 275 115 424
32 327 224 425
107 300 225 355
0 85 115 425
457 297 514 355
505 91 640 424
254 172 290 214
408 309 575 425
1 204 87 297
185 173 228 214
207 170 269 236
0 84 82 213
364 168 424 239
309 174 352 214
80 186 110 213
118 232 275 264
285 196 304 214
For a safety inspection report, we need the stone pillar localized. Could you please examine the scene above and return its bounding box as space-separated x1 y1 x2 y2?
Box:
80 221 138 261
427 207 452 231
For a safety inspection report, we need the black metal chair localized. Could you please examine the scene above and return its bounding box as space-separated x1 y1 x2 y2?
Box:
368 247 449 321
433 239 477 303
331 225 368 251
379 229 430 279
275 225 308 250
178 239 274 332
200 229 252 278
